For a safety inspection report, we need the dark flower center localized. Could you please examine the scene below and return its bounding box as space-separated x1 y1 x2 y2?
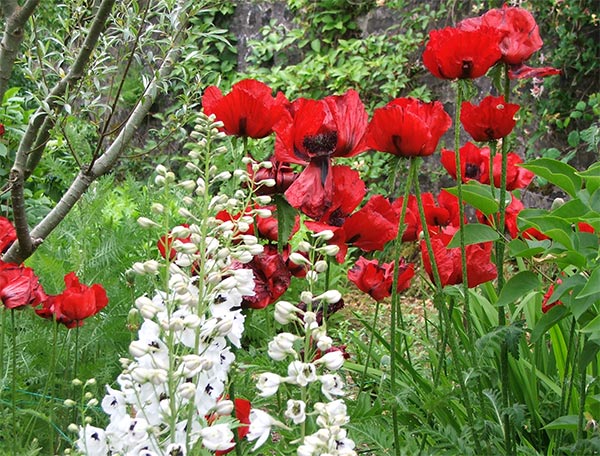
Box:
238 117 247 135
303 131 338 156
484 127 496 139
461 60 474 78
465 163 481 180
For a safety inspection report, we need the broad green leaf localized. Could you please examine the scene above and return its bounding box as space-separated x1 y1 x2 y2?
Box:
508 239 551 258
551 198 589 219
525 215 574 249
521 158 582 197
580 313 600 334
447 223 499 248
578 162 600 194
543 415 578 431
531 305 569 344
445 181 499 215
496 271 540 308
577 266 600 300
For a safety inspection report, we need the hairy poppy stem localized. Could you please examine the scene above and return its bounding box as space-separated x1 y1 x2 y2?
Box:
497 64 513 456
453 81 483 456
390 156 413 456
358 298 381 392
11 309 17 454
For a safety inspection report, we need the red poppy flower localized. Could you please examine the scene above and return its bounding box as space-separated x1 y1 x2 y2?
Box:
348 256 414 301
157 224 193 260
275 90 369 219
215 398 252 456
36 272 108 328
235 250 291 309
441 142 489 183
0 262 47 310
344 195 398 251
317 165 365 226
202 79 288 139
0 217 16 253
522 227 550 241
541 279 562 314
461 96 520 142
255 206 300 243
250 159 299 196
390 195 421 242
422 26 502 79
481 151 534 190
421 227 497 288
508 64 561 80
215 208 255 237
578 222 595 234
422 190 461 231
364 97 451 157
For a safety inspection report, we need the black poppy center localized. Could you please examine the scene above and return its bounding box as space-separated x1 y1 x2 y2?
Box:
303 131 338 156
465 163 480 180
461 60 474 78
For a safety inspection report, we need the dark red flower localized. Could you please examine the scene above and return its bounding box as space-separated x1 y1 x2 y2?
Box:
36 272 108 328
262 244 308 278
461 96 520 142
421 227 497 288
250 159 299 196
215 398 252 456
348 256 414 301
422 190 461 231
364 97 451 157
0 216 16 253
441 142 489 183
541 280 562 314
422 26 502 79
202 79 288 139
344 195 398 252
0 262 47 310
275 90 369 219
0 124 5 136
236 251 291 309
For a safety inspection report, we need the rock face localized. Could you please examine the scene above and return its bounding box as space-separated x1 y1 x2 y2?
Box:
231 2 298 71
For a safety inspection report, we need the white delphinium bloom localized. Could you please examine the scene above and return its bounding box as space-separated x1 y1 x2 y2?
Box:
274 300 302 325
319 374 346 401
268 333 301 361
247 409 286 451
284 399 306 424
287 361 318 386
199 423 235 452
315 351 345 371
315 400 350 428
257 372 283 397
77 425 108 456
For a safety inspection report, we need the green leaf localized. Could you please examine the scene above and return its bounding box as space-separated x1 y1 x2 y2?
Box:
531 305 569 344
567 130 580 147
508 239 551 258
579 339 600 372
445 181 499 215
520 158 582 197
496 271 541 308
577 266 600 300
544 415 578 431
310 39 321 53
581 313 600 335
578 162 600 194
524 215 574 249
275 195 297 254
447 223 499 248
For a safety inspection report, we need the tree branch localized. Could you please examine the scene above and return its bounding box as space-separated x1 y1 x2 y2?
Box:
3 1 190 263
7 0 116 261
0 0 41 103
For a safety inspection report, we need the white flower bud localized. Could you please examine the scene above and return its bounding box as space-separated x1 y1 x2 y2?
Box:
155 164 168 176
214 171 232 181
143 260 160 275
254 208 272 218
129 340 150 358
297 241 312 253
312 230 334 241
247 244 264 256
165 172 176 183
64 399 77 408
177 382 196 400
306 270 319 283
214 399 234 416
300 291 313 305
261 178 276 187
151 203 164 214
315 290 342 304
154 175 166 186
261 161 273 169
321 244 340 257
255 195 272 205
182 196 195 206
179 180 196 192
314 260 328 273
289 253 311 266
137 217 159 228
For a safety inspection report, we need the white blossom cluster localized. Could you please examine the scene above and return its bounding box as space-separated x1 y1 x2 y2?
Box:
76 115 263 455
246 234 358 456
